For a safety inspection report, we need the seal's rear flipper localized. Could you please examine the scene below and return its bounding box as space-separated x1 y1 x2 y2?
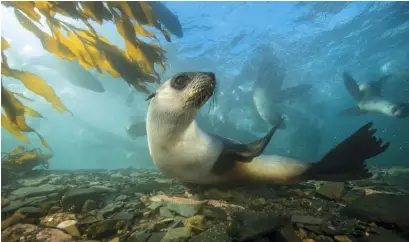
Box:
340 107 368 116
271 84 312 103
343 72 363 101
302 122 389 182
369 74 393 97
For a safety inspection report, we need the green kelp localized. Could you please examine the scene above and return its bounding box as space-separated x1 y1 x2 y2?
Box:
1 1 174 147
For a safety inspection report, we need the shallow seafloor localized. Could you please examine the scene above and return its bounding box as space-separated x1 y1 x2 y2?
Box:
1 167 409 242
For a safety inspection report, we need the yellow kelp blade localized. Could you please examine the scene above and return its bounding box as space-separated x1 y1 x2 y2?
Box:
34 2 55 18
9 145 25 156
138 41 166 67
12 92 34 102
5 1 42 22
133 82 150 94
118 2 153 26
79 2 112 24
33 130 51 150
1 37 10 50
1 84 30 131
1 114 30 143
14 8 74 61
63 31 95 69
134 23 155 38
114 15 154 74
15 151 39 165
4 67 70 114
2 86 51 149
139 2 156 26
96 40 158 86
74 31 121 77
23 105 43 118
53 2 83 19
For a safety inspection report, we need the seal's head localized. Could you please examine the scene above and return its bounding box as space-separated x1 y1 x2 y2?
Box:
149 72 216 115
382 102 409 118
391 103 409 118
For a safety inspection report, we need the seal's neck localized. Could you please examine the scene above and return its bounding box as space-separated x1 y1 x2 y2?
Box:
146 100 198 146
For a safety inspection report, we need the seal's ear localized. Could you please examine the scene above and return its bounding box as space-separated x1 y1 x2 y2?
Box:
145 93 156 101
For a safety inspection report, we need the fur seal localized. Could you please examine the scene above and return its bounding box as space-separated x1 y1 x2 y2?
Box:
250 46 312 129
146 72 389 185
341 72 409 118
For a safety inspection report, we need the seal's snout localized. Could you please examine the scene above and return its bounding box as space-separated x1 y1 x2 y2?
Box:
182 71 217 108
395 103 409 118
206 72 215 80
198 72 216 87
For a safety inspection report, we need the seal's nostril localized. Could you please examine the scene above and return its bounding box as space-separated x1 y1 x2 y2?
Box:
207 72 215 79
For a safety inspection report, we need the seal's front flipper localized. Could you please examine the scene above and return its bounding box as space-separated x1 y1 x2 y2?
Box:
302 122 389 182
340 107 368 116
270 115 287 129
211 119 283 174
271 84 312 103
343 72 363 101
369 74 393 97
277 121 287 129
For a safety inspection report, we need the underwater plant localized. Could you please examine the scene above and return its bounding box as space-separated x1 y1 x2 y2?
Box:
1 145 52 183
1 1 172 149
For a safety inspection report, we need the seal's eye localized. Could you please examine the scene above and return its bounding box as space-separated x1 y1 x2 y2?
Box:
171 75 189 90
391 106 398 113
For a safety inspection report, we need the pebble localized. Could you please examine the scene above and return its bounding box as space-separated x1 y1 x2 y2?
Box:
57 220 81 237
116 194 128 201
334 235 352 242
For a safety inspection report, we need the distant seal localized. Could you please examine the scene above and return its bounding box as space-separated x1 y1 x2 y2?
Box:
341 72 409 118
252 60 312 129
234 44 312 130
146 72 389 185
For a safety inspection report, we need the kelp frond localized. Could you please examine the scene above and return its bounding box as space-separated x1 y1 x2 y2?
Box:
1 1 173 148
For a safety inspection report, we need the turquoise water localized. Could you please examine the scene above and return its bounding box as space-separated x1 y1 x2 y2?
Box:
1 1 408 171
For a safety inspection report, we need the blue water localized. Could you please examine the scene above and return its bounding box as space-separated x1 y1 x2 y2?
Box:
1 2 408 170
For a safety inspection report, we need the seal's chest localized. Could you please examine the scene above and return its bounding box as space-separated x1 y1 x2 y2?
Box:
151 141 221 184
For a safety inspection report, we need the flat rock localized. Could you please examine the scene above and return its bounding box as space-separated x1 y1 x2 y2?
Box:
341 194 409 229
2 197 46 215
148 232 166 242
291 215 324 225
228 211 291 241
190 225 230 242
127 230 151 242
159 207 174 218
18 176 50 186
276 222 301 242
86 219 118 239
165 201 204 217
317 182 344 200
11 184 62 198
61 187 114 212
57 220 80 237
160 227 190 242
357 227 408 242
